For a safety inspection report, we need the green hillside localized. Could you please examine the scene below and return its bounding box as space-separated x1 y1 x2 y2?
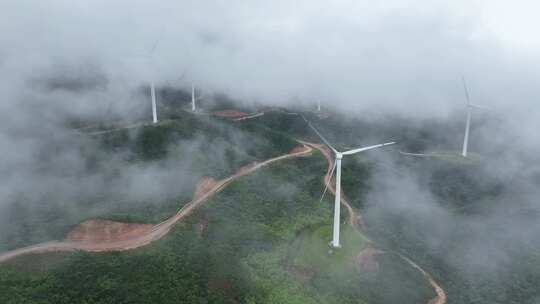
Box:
0 149 434 304
2 108 540 304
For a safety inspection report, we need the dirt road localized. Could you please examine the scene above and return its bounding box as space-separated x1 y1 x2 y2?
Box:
0 145 313 263
397 253 447 304
0 138 447 304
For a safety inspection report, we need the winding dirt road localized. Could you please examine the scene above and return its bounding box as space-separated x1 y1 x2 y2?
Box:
0 145 313 263
397 253 447 304
0 138 446 304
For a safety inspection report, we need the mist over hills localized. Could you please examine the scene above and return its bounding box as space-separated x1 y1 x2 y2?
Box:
2 1 540 303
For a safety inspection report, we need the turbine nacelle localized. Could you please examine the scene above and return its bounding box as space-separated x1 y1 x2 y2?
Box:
341 142 396 156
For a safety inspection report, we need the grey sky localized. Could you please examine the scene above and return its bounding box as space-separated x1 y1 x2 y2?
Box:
1 0 539 119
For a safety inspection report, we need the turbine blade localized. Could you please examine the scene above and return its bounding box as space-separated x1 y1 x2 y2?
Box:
305 119 338 153
341 142 396 155
320 162 337 203
462 76 471 106
469 103 491 111
149 39 160 56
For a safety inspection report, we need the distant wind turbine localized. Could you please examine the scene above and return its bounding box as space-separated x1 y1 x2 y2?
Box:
151 80 157 123
148 40 159 124
306 119 395 248
190 82 204 112
461 77 488 157
191 83 197 112
317 101 321 112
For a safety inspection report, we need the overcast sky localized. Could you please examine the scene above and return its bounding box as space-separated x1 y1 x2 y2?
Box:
1 0 539 120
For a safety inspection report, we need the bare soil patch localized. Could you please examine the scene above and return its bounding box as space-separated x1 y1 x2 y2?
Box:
66 219 154 242
213 110 249 118
355 247 384 273
290 146 311 155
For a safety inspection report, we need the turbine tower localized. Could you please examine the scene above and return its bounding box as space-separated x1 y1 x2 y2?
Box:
191 83 196 112
148 40 159 123
461 77 488 157
306 119 395 247
462 77 472 157
317 101 321 112
190 82 204 112
151 80 158 123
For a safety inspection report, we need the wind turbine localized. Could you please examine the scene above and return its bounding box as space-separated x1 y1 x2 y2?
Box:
147 40 159 124
461 77 488 157
151 80 157 123
189 82 206 112
317 101 321 112
191 83 199 112
306 119 395 248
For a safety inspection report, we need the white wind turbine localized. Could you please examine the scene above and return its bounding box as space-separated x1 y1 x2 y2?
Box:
461 77 489 157
306 119 395 248
151 79 158 123
165 74 200 112
147 40 160 124
191 83 203 112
